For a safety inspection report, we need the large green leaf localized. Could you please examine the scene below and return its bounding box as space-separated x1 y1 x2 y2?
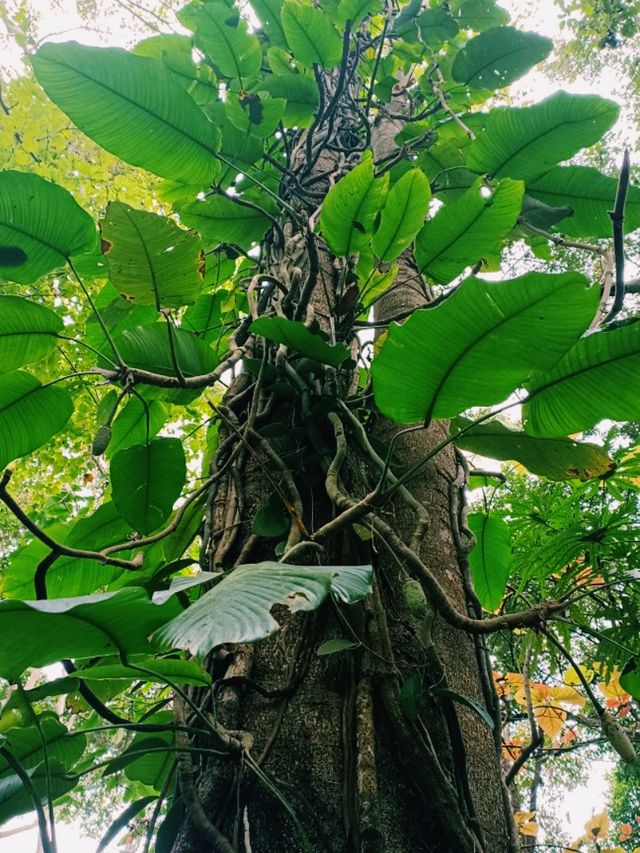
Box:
250 0 287 46
281 1 343 68
154 562 373 657
467 92 619 182
107 323 219 401
178 194 271 249
190 2 262 81
111 438 186 534
417 7 459 46
104 712 173 789
0 588 179 682
372 168 431 262
524 322 640 436
107 397 167 458
101 202 203 309
452 27 552 89
450 0 510 32
338 0 384 26
133 34 217 106
0 503 134 600
318 154 388 256
0 171 96 284
452 417 615 481
0 759 75 824
467 513 511 610
371 272 598 423
32 42 220 185
0 371 73 468
250 317 350 366
0 718 86 778
527 165 640 238
415 178 523 284
260 72 320 128
0 296 62 372
76 656 210 686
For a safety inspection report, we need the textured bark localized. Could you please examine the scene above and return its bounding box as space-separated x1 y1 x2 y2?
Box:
170 30 518 853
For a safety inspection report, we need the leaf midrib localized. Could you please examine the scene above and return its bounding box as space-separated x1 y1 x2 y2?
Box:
424 279 577 421
38 50 219 162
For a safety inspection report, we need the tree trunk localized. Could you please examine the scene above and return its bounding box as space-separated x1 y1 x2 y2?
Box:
170 30 518 853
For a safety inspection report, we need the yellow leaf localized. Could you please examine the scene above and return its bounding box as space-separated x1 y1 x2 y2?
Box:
585 811 610 839
549 685 586 706
564 665 593 685
535 704 566 739
514 812 539 837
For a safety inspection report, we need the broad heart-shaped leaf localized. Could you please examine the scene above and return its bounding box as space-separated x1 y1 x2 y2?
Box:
0 588 180 682
0 371 73 469
467 512 511 611
189 2 262 81
0 758 75 824
318 154 389 256
32 42 220 185
0 296 62 372
281 1 343 68
372 169 431 262
0 171 96 284
107 397 167 458
527 165 640 238
111 438 186 534
106 323 219 403
452 27 552 90
452 417 615 481
524 321 640 437
0 718 86 778
415 178 523 284
178 195 271 250
250 317 350 367
153 562 373 657
101 202 203 309
467 92 619 183
259 72 320 128
371 272 598 424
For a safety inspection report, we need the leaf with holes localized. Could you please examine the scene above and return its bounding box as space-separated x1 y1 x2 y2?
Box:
0 588 179 682
101 202 203 308
452 27 552 90
154 562 372 657
452 417 615 481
